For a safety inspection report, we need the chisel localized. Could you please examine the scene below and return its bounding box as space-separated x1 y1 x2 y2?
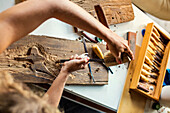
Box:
146 51 161 67
145 56 160 73
137 84 149 92
153 27 159 37
140 74 156 84
148 42 162 63
143 27 165 52
73 26 97 43
150 35 165 53
152 26 166 46
92 44 113 74
151 29 165 51
149 40 164 55
147 45 163 58
141 67 159 79
156 26 167 44
82 37 95 83
55 58 104 63
147 45 163 68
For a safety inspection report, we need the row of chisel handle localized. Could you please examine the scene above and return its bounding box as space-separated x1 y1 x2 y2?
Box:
138 26 167 94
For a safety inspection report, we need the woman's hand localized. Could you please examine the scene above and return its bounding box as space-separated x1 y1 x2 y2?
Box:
46 54 89 107
60 54 89 75
106 32 134 64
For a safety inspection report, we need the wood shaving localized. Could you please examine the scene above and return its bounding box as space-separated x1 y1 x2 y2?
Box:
69 74 76 79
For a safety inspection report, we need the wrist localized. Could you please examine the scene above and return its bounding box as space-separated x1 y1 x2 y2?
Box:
54 70 68 83
60 65 70 74
57 66 70 81
101 29 116 44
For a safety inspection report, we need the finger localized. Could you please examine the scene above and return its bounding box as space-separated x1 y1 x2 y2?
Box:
80 53 88 58
71 54 78 59
77 58 89 65
116 52 122 64
125 46 134 60
123 40 128 45
84 57 90 63
106 44 109 50
80 64 85 69
76 59 86 65
76 56 82 60
70 55 74 60
63 61 69 66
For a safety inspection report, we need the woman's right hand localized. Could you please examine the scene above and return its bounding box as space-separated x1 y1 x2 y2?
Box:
106 31 134 63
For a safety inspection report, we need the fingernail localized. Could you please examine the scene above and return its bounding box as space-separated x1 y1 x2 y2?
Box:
84 59 87 62
118 61 122 64
85 57 89 62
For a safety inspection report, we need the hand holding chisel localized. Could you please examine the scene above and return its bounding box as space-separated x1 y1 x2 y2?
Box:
55 58 104 63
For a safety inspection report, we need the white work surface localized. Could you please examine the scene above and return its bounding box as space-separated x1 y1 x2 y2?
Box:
0 2 170 112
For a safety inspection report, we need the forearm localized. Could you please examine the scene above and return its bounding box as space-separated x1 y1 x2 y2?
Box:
50 0 116 43
0 0 132 61
0 0 118 54
45 71 68 107
45 57 88 107
0 0 53 54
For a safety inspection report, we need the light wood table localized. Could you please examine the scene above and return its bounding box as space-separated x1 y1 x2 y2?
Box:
117 45 147 113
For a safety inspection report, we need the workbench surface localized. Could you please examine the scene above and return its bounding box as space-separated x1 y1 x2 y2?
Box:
29 4 170 112
1 2 170 112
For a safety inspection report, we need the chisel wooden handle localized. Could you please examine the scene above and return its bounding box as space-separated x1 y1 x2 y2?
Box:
92 44 104 59
143 63 152 71
153 27 160 37
140 74 149 82
138 84 149 92
92 44 113 74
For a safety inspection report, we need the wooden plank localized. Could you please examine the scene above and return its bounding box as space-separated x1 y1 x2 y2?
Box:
15 0 135 25
117 45 147 113
0 35 108 85
130 23 153 89
71 0 134 25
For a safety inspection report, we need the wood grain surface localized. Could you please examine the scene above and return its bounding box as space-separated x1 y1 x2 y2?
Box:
0 35 108 85
71 0 134 25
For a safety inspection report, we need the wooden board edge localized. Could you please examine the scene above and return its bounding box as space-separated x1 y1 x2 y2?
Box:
154 25 170 40
117 45 146 113
154 41 170 99
130 23 154 89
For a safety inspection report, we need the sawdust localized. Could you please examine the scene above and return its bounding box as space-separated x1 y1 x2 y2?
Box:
69 74 76 79
0 42 62 83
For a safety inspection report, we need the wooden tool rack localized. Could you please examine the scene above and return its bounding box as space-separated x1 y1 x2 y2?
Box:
130 23 170 101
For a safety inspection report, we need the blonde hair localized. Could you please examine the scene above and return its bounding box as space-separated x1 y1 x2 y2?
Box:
0 71 61 113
